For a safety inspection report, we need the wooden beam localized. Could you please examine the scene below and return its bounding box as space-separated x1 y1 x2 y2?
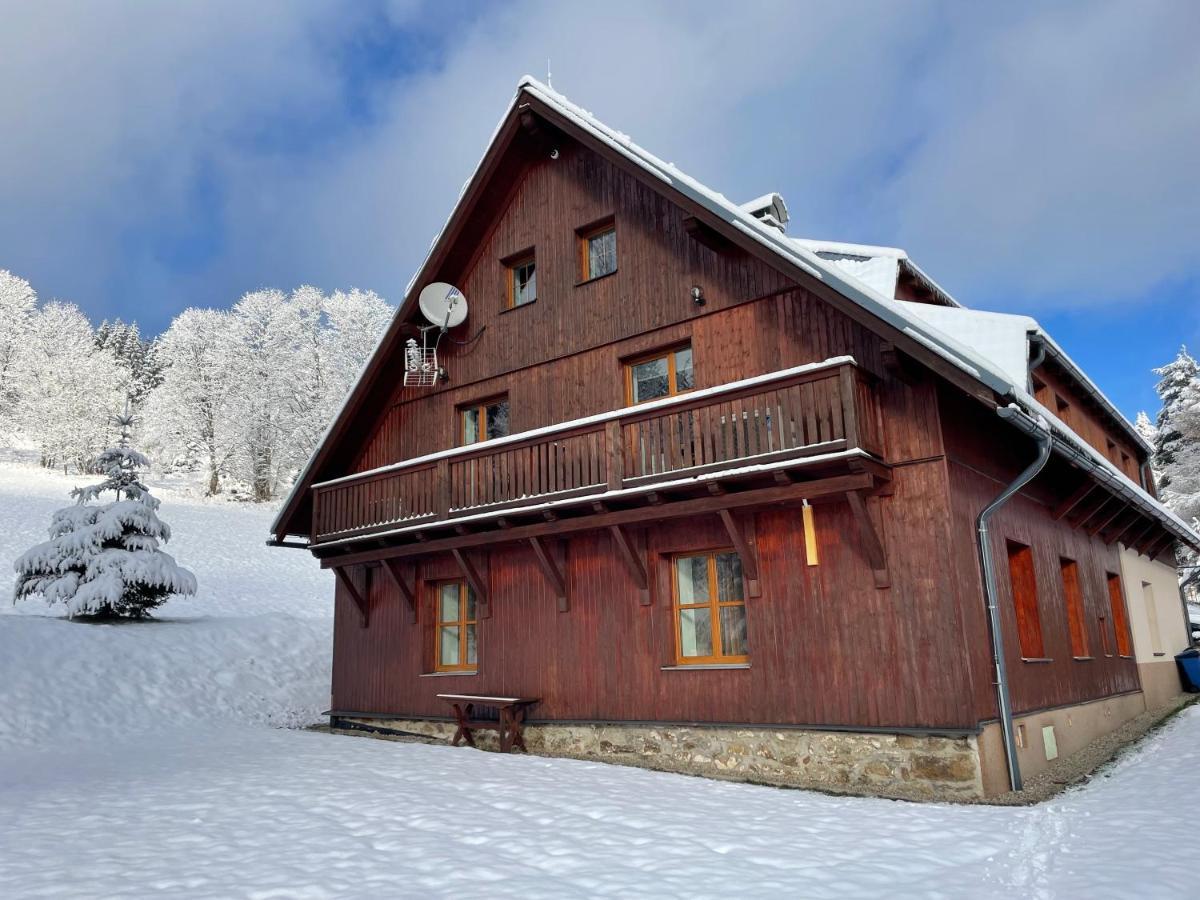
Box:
880 342 919 386
319 473 873 567
706 482 726 496
646 491 664 506
718 509 761 597
1110 513 1149 547
1142 531 1176 562
591 500 609 514
529 536 569 612
380 558 417 623
542 510 558 522
845 490 890 589
1099 508 1141 545
1087 500 1128 537
450 549 490 618
682 214 737 253
1123 518 1159 552
1071 492 1115 529
1052 481 1097 520
773 470 794 485
608 525 650 605
333 566 369 628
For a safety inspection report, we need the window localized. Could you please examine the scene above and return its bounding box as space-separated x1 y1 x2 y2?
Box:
1106 572 1132 656
1059 558 1089 658
1007 541 1044 659
625 344 694 404
435 581 477 672
671 550 748 664
1143 580 1163 654
460 397 509 445
507 254 536 308
579 220 617 280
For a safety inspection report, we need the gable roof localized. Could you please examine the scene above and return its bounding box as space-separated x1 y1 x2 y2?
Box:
271 77 1198 551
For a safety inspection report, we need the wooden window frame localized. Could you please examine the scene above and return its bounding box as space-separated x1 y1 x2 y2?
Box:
1059 557 1090 659
1006 540 1046 660
458 395 509 447
434 579 477 673
1106 572 1133 657
505 250 537 309
669 547 749 666
623 342 694 406
578 217 617 283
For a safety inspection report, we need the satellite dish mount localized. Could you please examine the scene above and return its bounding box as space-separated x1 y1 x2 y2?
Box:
404 283 469 387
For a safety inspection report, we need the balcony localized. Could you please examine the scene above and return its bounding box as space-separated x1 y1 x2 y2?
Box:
311 357 885 547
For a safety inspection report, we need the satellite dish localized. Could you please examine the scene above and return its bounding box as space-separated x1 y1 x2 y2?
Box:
418 282 468 330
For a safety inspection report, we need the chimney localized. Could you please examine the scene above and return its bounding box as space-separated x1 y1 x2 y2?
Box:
739 193 789 233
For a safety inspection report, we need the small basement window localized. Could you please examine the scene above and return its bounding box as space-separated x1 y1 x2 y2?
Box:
625 344 693 404
579 219 617 281
460 397 510 445
507 253 536 308
671 549 748 665
1007 540 1044 659
435 580 477 672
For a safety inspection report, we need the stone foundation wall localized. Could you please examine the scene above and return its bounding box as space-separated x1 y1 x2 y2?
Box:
335 717 985 800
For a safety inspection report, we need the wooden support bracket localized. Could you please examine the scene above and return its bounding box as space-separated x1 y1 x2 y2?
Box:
609 524 650 605
450 549 490 618
334 566 369 628
718 509 761 597
381 558 418 623
529 535 569 612
1087 500 1128 537
845 490 890 589
1052 481 1097 520
880 341 921 386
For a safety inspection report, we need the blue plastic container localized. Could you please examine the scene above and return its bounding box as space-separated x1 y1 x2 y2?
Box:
1177 648 1200 693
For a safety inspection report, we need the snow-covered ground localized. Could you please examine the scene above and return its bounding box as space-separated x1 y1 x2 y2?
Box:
0 460 1195 898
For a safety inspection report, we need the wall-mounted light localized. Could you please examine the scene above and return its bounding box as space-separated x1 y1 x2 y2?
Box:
691 285 704 306
549 148 560 160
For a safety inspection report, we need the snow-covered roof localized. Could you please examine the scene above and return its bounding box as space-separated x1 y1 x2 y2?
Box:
890 303 1037 390
272 76 1198 550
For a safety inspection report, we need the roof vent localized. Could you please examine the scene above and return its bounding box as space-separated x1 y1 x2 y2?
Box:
739 193 789 233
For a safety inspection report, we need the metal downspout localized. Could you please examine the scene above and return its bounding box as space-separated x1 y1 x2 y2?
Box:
976 405 1052 793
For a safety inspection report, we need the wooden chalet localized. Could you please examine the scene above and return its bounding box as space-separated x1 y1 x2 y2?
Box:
272 78 1199 799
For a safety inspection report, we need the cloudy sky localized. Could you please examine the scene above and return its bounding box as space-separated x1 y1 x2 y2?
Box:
2 0 1197 416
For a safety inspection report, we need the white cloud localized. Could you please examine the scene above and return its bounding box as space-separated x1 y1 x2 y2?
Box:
0 0 1196 328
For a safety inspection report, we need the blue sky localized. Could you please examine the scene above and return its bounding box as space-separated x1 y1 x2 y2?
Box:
2 1 1197 419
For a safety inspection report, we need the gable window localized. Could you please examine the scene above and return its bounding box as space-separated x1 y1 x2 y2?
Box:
626 344 693 405
460 397 510 445
507 253 536 308
1059 557 1089 658
435 580 477 672
579 220 617 281
1007 541 1045 659
671 549 748 665
1106 572 1133 657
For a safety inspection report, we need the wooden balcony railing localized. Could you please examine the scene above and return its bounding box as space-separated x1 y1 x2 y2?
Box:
311 358 883 543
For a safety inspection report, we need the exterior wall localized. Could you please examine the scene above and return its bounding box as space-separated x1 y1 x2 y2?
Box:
976 691 1147 795
336 716 984 800
1118 546 1188 707
331 462 978 730
939 387 1142 723
1030 363 1142 481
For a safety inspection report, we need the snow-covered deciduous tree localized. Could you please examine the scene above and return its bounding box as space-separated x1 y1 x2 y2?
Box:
19 302 126 470
13 409 197 619
0 269 36 438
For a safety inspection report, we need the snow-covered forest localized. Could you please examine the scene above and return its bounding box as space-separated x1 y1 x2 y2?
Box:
0 268 392 501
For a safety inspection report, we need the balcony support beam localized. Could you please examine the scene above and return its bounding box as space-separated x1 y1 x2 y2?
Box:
718 509 761 597
609 525 650 605
846 489 890 589
319 472 874 568
529 536 569 612
451 549 490 618
334 566 369 628
381 558 418 623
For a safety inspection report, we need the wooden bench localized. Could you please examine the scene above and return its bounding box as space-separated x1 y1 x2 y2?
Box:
437 694 540 753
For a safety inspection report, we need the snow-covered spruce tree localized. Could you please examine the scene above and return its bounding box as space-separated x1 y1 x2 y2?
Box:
13 409 197 619
1153 347 1200 524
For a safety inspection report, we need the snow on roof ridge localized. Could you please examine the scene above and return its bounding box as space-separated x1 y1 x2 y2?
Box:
790 237 908 260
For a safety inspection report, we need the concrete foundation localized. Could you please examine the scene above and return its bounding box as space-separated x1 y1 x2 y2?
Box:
1138 659 1185 711
335 716 985 800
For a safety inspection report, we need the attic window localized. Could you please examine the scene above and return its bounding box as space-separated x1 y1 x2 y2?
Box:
579 219 617 281
507 253 536 308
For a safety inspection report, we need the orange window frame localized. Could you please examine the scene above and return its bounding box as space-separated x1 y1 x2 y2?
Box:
578 219 617 281
1106 572 1133 657
458 396 508 446
434 579 477 672
1059 558 1089 658
670 548 748 665
623 343 693 406
506 253 536 308
1007 540 1045 659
